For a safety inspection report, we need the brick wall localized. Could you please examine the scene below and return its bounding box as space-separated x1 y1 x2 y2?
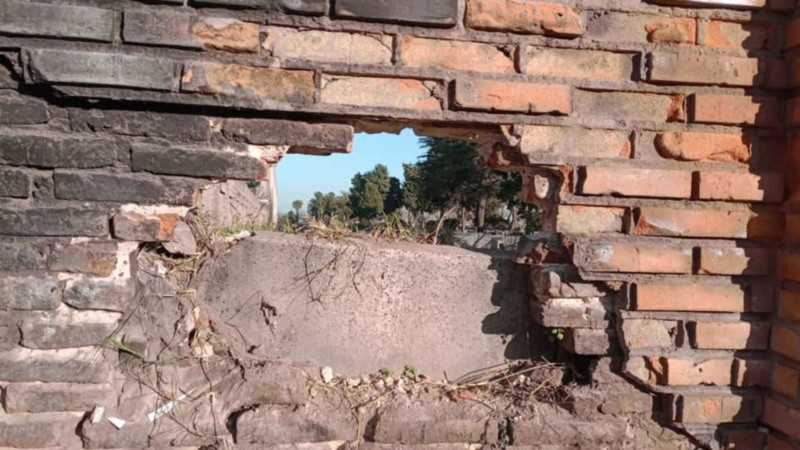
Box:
0 0 796 448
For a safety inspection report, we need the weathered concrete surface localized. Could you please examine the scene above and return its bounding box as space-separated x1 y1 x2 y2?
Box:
195 232 530 378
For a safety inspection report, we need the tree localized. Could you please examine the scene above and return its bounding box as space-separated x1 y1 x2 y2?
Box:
292 200 303 218
308 191 350 222
349 164 391 221
384 177 404 214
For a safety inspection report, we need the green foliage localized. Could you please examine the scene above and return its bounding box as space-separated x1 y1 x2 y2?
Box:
308 191 351 223
403 364 417 378
379 368 395 377
547 327 565 343
349 164 391 221
384 177 404 214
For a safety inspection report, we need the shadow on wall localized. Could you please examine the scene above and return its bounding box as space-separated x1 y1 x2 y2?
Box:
192 231 533 379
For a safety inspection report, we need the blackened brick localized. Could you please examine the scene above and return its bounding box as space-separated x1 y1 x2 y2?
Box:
0 207 108 237
132 144 268 179
0 242 45 270
54 171 200 205
223 119 354 154
192 0 328 15
334 0 459 26
0 1 115 42
0 348 110 383
47 242 118 277
0 168 29 198
0 96 48 125
70 109 212 141
0 134 117 169
24 49 177 91
3 382 114 413
63 279 133 312
0 276 61 311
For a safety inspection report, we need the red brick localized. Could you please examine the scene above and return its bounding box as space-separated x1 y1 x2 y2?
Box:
772 364 800 398
677 394 762 423
634 207 750 238
697 247 770 275
654 131 750 163
525 48 633 82
586 13 695 45
719 428 767 450
788 97 800 126
705 20 769 50
772 325 800 362
645 17 696 44
465 0 583 37
779 252 800 284
697 171 784 203
689 321 770 349
634 283 754 312
786 18 800 49
579 167 692 199
790 57 800 88
765 59 790 90
767 433 800 450
778 291 800 322
734 357 770 387
762 398 800 441
575 242 692 274
660 357 732 386
400 36 515 73
112 212 180 241
690 94 779 127
453 79 571 114
321 75 441 111
575 91 685 123
181 62 315 104
647 52 759 87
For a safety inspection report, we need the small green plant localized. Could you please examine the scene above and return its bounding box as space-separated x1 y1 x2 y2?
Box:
547 327 565 343
247 180 261 190
379 368 395 377
403 364 417 378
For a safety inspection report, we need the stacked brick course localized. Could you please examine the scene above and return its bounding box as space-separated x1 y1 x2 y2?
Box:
0 0 797 447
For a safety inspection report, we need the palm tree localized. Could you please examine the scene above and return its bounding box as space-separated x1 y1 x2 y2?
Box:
292 200 303 219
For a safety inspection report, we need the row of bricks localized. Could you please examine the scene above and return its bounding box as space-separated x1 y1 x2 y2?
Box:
21 45 790 100
575 166 784 202
0 0 787 46
554 204 784 239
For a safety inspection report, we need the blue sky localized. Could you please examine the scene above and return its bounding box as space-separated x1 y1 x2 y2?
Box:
277 129 425 213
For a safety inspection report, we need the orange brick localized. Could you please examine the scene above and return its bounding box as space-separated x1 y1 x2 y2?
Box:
678 394 762 423
453 79 571 114
696 171 784 203
635 283 748 312
762 398 800 441
773 364 800 398
647 52 759 87
579 167 692 199
263 27 393 65
645 17 696 44
690 321 770 349
634 207 751 238
181 62 315 104
465 0 583 37
575 242 692 274
690 94 779 127
320 75 441 111
705 20 769 50
772 325 800 362
400 36 515 73
734 357 771 387
525 48 634 82
661 357 732 386
747 211 784 239
654 131 750 164
555 205 626 234
778 291 800 322
697 247 770 275
575 91 685 122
